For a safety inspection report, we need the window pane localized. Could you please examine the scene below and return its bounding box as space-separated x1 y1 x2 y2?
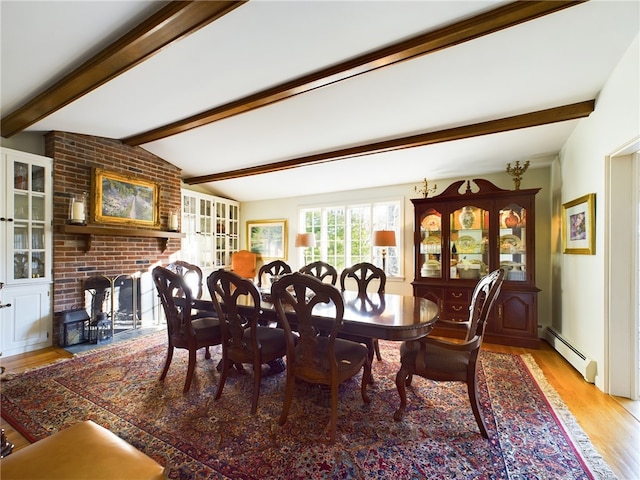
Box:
300 199 401 277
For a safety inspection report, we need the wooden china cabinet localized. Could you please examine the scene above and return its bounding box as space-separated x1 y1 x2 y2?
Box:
412 178 540 348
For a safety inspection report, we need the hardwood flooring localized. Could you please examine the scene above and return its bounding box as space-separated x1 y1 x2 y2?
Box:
1 341 638 479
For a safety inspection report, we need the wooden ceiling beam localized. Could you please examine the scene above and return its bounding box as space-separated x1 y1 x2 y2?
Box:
125 0 584 146
0 1 245 138
183 100 595 184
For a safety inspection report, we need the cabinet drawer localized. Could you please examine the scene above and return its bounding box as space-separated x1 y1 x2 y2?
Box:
442 302 469 318
444 288 470 302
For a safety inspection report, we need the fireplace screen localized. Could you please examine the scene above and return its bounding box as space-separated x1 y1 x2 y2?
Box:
83 273 159 336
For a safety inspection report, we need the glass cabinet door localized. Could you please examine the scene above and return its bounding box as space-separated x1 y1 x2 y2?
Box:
450 205 489 280
199 198 213 269
499 203 527 281
9 159 49 281
181 193 198 266
418 208 442 279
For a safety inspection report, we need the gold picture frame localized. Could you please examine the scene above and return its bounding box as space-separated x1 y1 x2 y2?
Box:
247 219 287 260
92 168 160 227
562 193 595 254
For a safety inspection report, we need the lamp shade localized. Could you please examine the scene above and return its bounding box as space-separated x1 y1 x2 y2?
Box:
295 232 316 248
373 230 396 247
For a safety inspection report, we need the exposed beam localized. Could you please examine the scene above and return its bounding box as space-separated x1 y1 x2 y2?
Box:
125 0 585 146
1 1 246 138
183 100 595 184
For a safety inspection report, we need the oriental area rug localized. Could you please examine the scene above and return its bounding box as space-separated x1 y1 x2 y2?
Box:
1 332 615 479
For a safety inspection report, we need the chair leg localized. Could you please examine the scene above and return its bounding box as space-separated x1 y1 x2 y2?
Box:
393 365 410 421
278 370 296 427
373 338 382 361
215 355 229 401
250 357 262 415
361 359 371 405
468 375 489 438
205 346 211 360
159 345 174 381
183 349 197 393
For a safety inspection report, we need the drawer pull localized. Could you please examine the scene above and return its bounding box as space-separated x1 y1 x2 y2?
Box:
451 292 463 298
452 305 463 311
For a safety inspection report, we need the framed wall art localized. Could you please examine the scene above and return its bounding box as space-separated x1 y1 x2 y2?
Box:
92 168 160 227
247 219 287 260
562 193 595 254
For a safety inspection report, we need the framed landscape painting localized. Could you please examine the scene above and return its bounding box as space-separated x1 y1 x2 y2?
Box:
247 219 287 260
562 193 595 254
92 168 159 226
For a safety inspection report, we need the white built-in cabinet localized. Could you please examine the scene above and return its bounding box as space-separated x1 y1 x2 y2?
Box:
0 147 53 357
181 189 239 277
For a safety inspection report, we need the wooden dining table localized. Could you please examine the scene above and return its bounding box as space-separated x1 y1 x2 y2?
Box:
192 289 439 343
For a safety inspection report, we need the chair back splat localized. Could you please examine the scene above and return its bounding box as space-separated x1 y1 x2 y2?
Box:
152 266 222 393
207 269 287 414
339 262 386 361
339 262 386 295
165 260 204 299
299 261 338 285
257 260 292 287
393 268 506 438
271 272 371 443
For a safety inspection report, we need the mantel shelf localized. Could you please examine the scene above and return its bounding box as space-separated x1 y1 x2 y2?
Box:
61 224 184 253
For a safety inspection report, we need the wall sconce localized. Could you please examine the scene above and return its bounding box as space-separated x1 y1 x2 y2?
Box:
68 192 87 225
295 232 316 265
373 230 396 273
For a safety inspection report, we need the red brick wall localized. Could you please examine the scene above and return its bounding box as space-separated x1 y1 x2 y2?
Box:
46 131 182 345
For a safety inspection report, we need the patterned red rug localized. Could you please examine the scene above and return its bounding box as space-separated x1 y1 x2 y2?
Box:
1 332 614 479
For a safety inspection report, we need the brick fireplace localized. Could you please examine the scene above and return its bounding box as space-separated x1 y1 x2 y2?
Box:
46 131 182 346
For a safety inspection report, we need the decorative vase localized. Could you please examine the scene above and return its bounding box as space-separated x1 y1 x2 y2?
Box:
504 210 520 228
459 206 475 229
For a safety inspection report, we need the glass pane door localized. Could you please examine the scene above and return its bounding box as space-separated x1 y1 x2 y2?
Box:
11 161 48 281
499 203 527 281
450 205 489 280
418 209 442 279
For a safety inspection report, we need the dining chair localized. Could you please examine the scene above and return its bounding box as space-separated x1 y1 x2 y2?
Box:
165 260 204 300
393 268 506 438
339 262 386 361
298 261 338 285
152 266 223 393
231 250 257 281
207 269 288 414
257 259 292 287
271 272 371 443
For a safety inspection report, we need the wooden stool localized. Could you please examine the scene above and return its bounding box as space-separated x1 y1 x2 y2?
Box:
0 420 165 480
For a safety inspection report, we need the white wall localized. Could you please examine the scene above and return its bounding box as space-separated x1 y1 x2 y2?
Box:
556 34 639 390
241 167 552 330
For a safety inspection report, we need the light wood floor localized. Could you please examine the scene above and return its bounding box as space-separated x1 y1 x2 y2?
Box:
1 341 638 479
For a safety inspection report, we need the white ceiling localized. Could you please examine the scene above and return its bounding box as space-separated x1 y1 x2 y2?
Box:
2 1 638 202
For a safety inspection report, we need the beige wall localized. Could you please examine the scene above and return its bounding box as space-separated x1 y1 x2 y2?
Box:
241 167 552 333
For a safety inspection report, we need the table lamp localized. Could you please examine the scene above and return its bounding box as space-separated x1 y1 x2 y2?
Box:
295 232 316 264
373 230 396 273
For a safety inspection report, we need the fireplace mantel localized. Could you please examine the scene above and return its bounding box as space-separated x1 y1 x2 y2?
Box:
61 224 184 253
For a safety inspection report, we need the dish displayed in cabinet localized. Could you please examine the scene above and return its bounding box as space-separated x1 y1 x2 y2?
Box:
456 235 477 253
500 234 523 253
421 214 441 231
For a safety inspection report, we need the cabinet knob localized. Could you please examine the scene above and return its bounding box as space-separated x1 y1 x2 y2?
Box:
0 303 12 309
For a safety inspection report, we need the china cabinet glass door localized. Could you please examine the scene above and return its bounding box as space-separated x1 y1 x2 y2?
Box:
449 204 489 280
418 208 442 279
499 202 527 281
9 160 49 282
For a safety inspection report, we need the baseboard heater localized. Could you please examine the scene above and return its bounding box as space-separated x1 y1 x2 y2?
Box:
544 327 597 383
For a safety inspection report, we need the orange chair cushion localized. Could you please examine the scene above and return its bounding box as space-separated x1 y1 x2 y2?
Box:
1 420 166 480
